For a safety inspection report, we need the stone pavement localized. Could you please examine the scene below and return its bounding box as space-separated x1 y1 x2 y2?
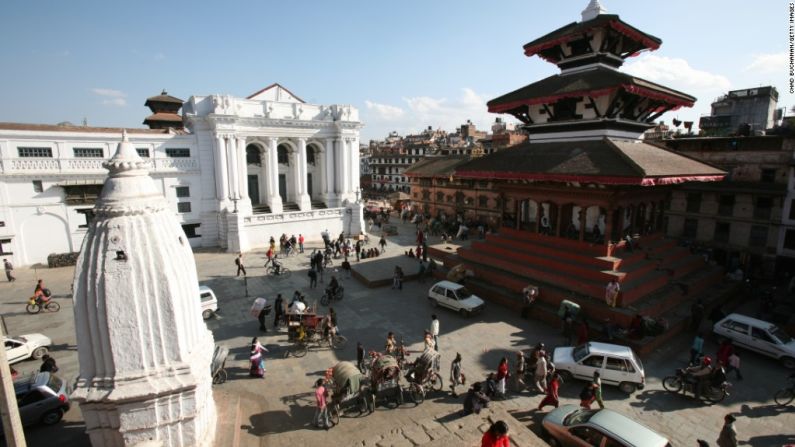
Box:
1 221 793 446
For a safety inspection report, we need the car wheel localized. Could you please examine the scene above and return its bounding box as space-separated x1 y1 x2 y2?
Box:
781 356 795 370
41 409 64 425
546 434 561 447
31 347 48 360
202 309 213 320
619 382 636 394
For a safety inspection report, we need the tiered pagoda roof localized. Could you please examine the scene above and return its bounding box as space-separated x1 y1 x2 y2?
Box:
143 90 184 130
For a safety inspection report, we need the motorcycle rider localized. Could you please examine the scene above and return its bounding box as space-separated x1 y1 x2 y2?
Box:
327 275 341 299
685 355 714 399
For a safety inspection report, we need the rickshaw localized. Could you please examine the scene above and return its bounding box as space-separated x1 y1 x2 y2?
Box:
287 312 347 357
368 354 404 408
326 361 373 426
404 350 443 404
211 344 229 384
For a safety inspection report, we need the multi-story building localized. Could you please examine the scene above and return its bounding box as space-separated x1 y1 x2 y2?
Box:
661 135 794 276
0 83 364 266
699 86 781 136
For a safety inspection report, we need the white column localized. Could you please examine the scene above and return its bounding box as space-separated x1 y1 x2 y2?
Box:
351 136 361 199
296 138 312 210
236 136 251 215
337 137 351 203
266 137 283 213
259 146 269 207
324 138 337 207
225 135 238 201
214 134 230 209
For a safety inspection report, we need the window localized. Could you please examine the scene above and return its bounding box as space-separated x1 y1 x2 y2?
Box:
790 199 795 220
478 196 488 208
165 148 190 158
683 218 698 239
754 197 773 220
436 192 444 202
455 192 465 205
749 225 768 246
421 190 431 201
446 289 457 300
751 327 776 343
552 97 582 121
786 229 795 250
32 180 43 193
446 195 452 203
76 209 96 228
277 145 289 164
18 147 52 158
136 148 150 158
718 195 734 217
582 355 604 368
177 202 192 213
570 426 604 446
605 357 628 372
73 148 103 158
0 239 12 255
306 147 315 165
721 319 749 335
761 168 776 183
18 391 46 407
714 222 730 243
686 193 701 213
63 185 102 205
181 223 200 239
175 186 190 198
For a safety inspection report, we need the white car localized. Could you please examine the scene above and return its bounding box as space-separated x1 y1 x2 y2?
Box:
713 313 795 369
4 334 52 364
199 285 218 320
553 342 645 394
427 281 485 317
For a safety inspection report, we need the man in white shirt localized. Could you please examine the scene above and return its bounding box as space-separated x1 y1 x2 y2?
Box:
430 314 440 351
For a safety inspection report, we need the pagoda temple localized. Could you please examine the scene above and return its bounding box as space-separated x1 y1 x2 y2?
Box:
424 1 733 345
143 89 184 130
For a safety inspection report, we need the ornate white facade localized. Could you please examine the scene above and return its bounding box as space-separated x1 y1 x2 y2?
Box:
72 132 216 446
0 84 364 266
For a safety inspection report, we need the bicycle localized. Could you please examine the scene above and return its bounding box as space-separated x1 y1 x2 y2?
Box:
774 373 795 406
26 297 60 314
266 265 291 278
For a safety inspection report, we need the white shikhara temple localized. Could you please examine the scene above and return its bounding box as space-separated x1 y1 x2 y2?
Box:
0 83 364 266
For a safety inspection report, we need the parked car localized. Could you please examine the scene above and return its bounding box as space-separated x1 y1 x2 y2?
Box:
199 285 218 320
543 405 671 447
13 372 70 426
552 342 645 394
713 313 795 369
427 280 485 317
4 334 52 364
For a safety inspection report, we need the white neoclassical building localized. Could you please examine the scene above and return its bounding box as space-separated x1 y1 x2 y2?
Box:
0 84 364 266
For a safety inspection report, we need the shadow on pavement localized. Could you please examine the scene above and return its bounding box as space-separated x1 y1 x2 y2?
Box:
742 434 795 446
738 402 795 418
245 405 316 436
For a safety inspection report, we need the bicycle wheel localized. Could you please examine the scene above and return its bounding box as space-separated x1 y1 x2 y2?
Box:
662 376 683 393
409 384 424 404
213 369 228 384
281 268 292 278
290 343 308 358
775 387 795 406
329 404 340 426
26 303 41 314
430 373 444 392
320 294 330 306
45 301 60 312
332 335 347 350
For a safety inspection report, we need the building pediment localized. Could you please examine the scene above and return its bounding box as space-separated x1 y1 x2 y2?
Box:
247 83 305 103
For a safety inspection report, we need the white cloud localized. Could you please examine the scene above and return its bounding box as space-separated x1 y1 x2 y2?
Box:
745 51 786 74
91 88 127 107
623 55 731 91
364 100 405 120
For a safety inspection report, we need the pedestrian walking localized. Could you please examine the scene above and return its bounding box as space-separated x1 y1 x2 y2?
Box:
357 342 366 372
496 357 509 398
314 378 330 430
576 318 589 345
308 268 318 288
480 420 510 447
379 235 387 253
690 333 704 365
273 294 284 329
249 337 268 378
592 371 604 409
298 234 305 253
726 352 743 380
534 351 548 393
579 382 597 409
3 259 14 282
690 299 705 331
605 279 620 307
521 286 537 319
235 253 246 277
417 260 426 282
462 382 490 415
717 339 734 368
716 414 737 447
449 352 464 397
513 351 526 392
39 355 58 373
561 307 574 345
537 372 560 411
392 266 404 290
430 314 440 351
257 297 270 333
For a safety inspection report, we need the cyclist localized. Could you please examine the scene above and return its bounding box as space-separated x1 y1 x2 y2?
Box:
327 275 340 298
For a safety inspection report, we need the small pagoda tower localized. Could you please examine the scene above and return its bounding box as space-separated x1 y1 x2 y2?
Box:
143 90 184 130
71 131 216 446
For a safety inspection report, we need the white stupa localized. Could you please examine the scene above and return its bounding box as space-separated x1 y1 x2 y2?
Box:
71 131 217 446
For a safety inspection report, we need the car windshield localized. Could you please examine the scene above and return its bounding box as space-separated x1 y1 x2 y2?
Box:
770 325 792 344
632 351 644 372
200 293 212 302
563 408 597 426
46 375 63 394
456 288 472 299
572 344 590 362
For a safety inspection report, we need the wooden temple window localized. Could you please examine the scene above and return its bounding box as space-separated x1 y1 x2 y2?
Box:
455 192 465 205
478 196 488 208
686 193 702 213
552 98 582 122
64 185 103 205
568 36 593 57
422 190 431 201
436 192 445 202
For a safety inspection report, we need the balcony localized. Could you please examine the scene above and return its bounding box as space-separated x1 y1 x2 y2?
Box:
0 158 200 175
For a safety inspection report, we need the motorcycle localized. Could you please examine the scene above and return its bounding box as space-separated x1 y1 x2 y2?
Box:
320 286 344 306
662 368 730 404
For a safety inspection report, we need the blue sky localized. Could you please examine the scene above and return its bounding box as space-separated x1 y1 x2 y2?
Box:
0 1 787 141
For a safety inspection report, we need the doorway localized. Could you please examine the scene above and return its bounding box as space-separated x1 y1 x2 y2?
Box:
278 174 287 202
248 175 260 205
307 174 313 200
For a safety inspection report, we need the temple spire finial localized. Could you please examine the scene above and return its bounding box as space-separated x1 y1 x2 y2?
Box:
581 0 607 22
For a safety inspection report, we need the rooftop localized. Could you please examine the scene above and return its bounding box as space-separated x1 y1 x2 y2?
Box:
0 122 178 135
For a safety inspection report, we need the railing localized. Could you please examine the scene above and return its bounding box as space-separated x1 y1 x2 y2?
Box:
0 158 200 174
244 207 344 224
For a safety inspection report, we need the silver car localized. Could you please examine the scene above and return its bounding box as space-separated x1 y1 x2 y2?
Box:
543 405 670 447
12 372 71 426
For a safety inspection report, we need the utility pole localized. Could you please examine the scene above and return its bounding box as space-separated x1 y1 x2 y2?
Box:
0 324 26 446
